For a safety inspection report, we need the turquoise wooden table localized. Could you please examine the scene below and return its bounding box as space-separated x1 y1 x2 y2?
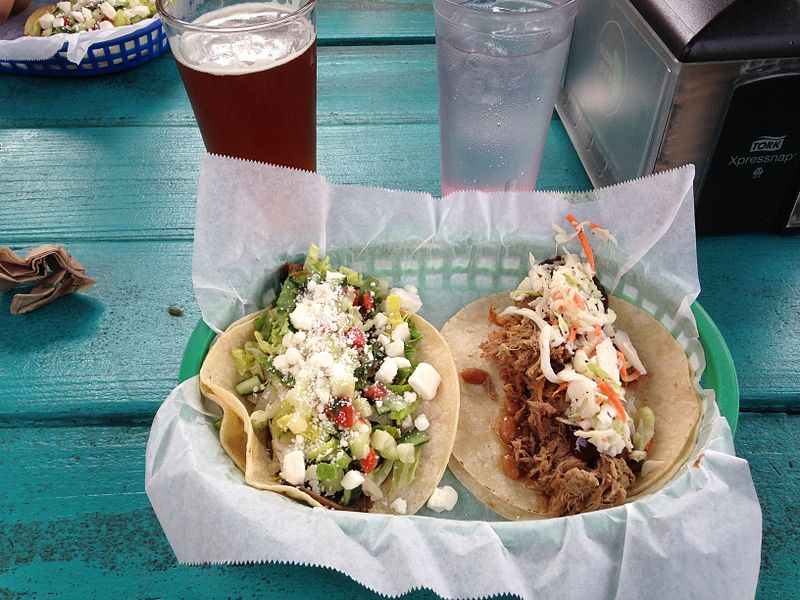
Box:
0 2 797 597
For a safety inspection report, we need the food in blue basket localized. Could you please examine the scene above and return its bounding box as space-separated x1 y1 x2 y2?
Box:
199 246 459 514
24 0 155 36
441 215 702 519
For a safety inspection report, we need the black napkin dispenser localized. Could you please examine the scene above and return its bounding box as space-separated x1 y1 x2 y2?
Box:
556 0 800 234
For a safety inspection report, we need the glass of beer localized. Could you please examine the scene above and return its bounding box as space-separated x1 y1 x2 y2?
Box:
157 0 317 171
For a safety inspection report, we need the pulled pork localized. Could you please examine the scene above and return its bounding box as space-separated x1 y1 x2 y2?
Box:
481 311 634 516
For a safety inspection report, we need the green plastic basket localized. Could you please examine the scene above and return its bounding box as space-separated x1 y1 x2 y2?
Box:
178 301 739 435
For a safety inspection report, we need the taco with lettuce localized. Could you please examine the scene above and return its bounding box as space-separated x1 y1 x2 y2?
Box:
441 216 702 519
199 246 459 514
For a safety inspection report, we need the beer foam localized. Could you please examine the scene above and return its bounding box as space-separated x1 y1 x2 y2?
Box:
171 2 315 75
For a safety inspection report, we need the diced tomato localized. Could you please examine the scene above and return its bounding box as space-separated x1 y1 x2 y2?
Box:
362 383 388 399
344 325 366 349
361 292 374 312
326 399 356 429
361 448 378 474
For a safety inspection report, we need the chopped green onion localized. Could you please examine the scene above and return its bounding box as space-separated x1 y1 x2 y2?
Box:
235 375 262 396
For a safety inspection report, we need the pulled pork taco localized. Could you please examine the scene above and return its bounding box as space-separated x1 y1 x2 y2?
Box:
199 246 459 515
441 216 702 519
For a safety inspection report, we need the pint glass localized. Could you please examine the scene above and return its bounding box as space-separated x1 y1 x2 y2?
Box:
434 0 579 195
158 0 317 170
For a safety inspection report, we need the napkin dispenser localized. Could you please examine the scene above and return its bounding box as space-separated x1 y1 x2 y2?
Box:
556 0 800 234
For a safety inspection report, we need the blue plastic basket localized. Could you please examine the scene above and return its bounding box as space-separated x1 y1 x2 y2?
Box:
0 16 167 76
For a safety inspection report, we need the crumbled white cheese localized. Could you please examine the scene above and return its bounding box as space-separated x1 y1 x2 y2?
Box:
375 359 398 385
280 450 306 485
71 10 85 22
97 19 114 28
56 1 72 13
414 414 430 431
308 351 334 370
373 313 390 330
341 470 365 491
390 498 407 514
426 486 458 513
389 285 423 314
403 391 418 404
284 346 303 366
52 16 65 28
383 339 405 357
289 302 316 331
391 321 411 342
99 1 116 19
393 356 411 369
273 354 289 373
39 13 55 28
408 362 441 401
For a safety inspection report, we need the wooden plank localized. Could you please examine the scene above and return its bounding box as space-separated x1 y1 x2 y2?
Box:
697 235 800 408
1 234 799 418
0 412 793 598
319 0 433 44
0 242 198 420
0 120 589 244
0 45 440 129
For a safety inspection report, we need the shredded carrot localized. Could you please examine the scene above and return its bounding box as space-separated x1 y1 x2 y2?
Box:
566 213 595 272
588 338 602 355
552 382 569 398
594 324 602 337
570 289 586 310
568 323 578 344
597 381 628 421
617 351 627 380
617 350 641 382
623 369 641 383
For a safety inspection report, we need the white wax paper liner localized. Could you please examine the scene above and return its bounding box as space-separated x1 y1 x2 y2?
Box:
146 377 761 599
145 155 761 598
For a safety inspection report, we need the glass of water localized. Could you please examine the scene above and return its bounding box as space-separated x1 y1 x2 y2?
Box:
433 0 580 195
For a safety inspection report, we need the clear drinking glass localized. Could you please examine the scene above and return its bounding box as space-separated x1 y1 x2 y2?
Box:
157 0 317 170
433 0 580 195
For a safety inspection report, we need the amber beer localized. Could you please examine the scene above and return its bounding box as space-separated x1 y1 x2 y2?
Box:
161 1 317 170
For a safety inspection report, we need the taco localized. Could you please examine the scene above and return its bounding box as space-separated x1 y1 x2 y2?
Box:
24 0 156 36
199 246 460 515
441 217 702 519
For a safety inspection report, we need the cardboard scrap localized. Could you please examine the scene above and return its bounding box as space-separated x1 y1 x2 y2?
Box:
0 245 96 314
